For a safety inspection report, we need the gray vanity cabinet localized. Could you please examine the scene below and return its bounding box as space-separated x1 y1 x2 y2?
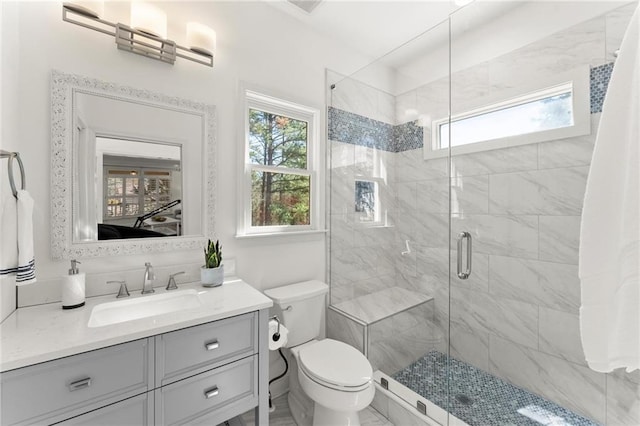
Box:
0 310 269 426
0 339 152 425
155 356 258 425
155 312 257 387
56 393 153 425
154 312 260 425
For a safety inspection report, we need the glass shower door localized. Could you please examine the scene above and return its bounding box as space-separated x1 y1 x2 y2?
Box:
447 2 639 424
326 18 454 424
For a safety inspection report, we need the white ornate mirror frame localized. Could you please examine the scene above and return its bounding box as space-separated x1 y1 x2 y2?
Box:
50 70 216 260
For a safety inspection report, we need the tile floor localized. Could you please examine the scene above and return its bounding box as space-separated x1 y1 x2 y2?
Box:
240 394 394 426
393 351 599 426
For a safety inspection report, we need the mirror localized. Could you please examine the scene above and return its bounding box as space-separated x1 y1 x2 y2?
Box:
51 70 216 259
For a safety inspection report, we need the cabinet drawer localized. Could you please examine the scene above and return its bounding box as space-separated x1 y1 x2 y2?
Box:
155 355 258 426
0 339 151 426
55 393 152 426
155 312 257 386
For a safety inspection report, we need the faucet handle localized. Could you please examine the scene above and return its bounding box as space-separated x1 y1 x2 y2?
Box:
166 271 185 291
108 280 130 298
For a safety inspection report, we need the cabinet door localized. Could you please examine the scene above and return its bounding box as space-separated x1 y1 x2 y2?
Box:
0 338 152 425
55 393 152 426
156 312 257 386
155 355 258 426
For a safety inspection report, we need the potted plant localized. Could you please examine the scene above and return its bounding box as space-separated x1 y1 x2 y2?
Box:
201 238 224 287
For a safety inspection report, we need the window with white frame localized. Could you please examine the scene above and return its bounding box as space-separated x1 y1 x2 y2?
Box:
426 69 590 158
104 168 172 219
355 179 383 224
240 90 320 235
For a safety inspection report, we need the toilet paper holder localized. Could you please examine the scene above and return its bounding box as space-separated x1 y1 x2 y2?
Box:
270 315 283 342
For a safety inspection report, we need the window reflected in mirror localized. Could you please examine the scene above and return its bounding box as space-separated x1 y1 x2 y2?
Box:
75 136 182 241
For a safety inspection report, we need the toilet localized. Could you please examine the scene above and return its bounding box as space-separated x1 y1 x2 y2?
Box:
264 280 375 426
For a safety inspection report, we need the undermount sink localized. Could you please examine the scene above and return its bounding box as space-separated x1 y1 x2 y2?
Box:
88 289 203 328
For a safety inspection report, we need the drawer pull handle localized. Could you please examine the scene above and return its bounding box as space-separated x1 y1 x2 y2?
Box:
204 386 219 399
205 340 219 351
68 377 91 391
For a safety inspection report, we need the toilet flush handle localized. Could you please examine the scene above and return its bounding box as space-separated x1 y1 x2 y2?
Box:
283 305 292 311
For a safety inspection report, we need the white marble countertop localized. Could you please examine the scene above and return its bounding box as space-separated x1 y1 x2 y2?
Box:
0 278 273 372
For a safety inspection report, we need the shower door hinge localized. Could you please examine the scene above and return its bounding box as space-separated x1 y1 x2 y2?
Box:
380 377 389 390
416 400 427 415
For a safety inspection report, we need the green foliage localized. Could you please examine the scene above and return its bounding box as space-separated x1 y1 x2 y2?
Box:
204 239 222 268
249 109 308 169
248 109 311 227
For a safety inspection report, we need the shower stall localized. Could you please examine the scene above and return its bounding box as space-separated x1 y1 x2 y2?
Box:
326 2 639 425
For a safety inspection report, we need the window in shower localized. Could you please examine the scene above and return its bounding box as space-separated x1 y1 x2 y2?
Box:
427 69 590 159
239 89 321 236
355 179 380 224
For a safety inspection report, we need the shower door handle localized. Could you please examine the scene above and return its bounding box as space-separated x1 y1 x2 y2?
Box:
457 231 472 280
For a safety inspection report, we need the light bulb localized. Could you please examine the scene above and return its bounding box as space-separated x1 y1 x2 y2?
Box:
130 2 168 39
63 1 104 19
187 22 217 57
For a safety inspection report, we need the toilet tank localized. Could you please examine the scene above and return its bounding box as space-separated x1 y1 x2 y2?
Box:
264 280 329 347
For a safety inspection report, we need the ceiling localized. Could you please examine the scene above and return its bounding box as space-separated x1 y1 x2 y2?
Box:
263 0 632 94
265 0 459 60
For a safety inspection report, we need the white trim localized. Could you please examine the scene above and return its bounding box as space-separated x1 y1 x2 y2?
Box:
50 70 216 260
235 229 327 240
424 66 591 159
249 164 313 177
354 177 384 226
237 84 323 237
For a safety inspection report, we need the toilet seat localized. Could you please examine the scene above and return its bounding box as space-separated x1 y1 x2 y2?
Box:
298 339 372 392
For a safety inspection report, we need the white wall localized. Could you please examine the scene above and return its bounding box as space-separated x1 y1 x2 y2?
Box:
0 1 378 321
1 2 21 321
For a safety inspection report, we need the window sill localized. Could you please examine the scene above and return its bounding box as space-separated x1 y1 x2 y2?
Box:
235 229 327 240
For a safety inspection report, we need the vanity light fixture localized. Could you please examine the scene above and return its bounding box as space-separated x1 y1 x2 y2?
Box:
62 1 216 67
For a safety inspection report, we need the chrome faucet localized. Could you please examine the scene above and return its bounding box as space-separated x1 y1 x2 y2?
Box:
142 262 155 294
108 280 130 298
166 271 185 291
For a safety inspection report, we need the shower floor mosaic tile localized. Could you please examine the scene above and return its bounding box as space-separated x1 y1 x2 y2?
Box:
392 351 600 426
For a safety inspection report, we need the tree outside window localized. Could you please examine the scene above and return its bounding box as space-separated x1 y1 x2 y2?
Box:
248 109 311 227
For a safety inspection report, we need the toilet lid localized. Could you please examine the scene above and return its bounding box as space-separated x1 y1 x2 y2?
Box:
298 339 372 389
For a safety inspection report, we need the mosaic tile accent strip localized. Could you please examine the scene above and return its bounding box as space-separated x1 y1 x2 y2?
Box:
590 62 614 114
393 121 424 152
328 107 394 151
393 351 600 426
330 63 612 153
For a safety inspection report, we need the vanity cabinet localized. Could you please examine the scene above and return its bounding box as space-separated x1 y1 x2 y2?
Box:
56 393 153 426
155 356 257 425
0 339 152 425
0 311 268 426
154 313 260 425
155 312 257 387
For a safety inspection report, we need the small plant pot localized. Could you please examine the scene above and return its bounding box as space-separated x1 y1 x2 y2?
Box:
201 265 224 287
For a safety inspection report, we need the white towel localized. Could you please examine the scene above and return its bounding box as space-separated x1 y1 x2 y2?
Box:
579 4 640 373
0 190 36 285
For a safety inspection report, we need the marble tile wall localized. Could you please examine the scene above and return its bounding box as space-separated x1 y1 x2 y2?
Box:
328 72 399 306
328 3 638 424
395 113 605 422
368 303 437 375
327 306 365 353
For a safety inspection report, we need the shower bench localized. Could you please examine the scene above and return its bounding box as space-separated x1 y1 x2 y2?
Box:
328 286 437 375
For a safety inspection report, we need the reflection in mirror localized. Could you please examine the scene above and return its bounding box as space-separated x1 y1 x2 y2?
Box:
51 70 216 260
74 137 183 241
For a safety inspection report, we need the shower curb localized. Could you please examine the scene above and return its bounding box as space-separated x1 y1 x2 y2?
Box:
372 371 470 426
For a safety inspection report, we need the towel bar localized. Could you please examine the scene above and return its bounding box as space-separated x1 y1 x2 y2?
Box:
0 150 26 198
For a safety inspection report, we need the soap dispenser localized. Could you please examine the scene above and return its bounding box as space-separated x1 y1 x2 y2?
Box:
62 259 85 309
